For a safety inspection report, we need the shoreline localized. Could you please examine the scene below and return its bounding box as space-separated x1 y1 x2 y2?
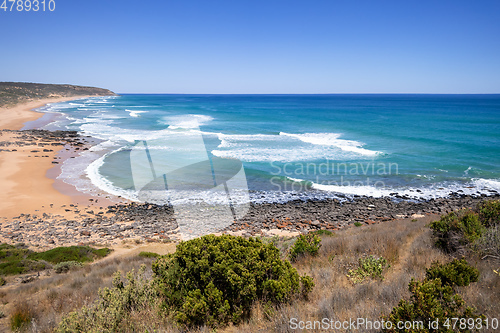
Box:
0 96 122 220
0 95 499 249
0 96 96 131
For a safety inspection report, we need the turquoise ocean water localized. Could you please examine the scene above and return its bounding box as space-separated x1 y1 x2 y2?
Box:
27 94 500 204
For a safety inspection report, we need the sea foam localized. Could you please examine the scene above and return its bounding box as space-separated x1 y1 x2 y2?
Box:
280 132 382 156
212 132 382 162
161 114 214 129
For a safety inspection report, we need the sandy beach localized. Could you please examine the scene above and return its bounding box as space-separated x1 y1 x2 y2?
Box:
0 97 104 219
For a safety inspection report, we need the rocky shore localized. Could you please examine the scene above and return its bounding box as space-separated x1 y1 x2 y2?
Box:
1 128 498 248
0 129 92 154
224 193 499 236
2 190 498 248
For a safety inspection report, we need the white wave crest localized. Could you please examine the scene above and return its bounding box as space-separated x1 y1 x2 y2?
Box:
212 132 382 162
126 109 148 117
280 132 382 156
288 177 500 199
160 114 214 129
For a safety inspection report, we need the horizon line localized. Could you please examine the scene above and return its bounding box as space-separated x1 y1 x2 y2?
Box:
116 92 500 95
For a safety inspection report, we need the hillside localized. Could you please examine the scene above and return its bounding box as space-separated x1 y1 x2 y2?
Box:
0 82 117 107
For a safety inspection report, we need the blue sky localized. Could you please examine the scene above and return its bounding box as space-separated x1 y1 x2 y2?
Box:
1 0 499 93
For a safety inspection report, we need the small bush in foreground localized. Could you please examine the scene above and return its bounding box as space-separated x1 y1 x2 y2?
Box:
477 199 500 227
153 234 313 328
426 258 479 287
57 265 157 333
430 210 484 252
348 255 389 284
383 260 483 332
54 261 83 274
289 233 321 261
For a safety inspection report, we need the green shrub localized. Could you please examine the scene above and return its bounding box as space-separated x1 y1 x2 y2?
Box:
430 210 484 252
57 265 157 333
289 234 321 261
477 199 500 227
153 234 313 328
425 258 479 287
459 211 484 243
354 222 363 227
0 259 46 276
0 244 39 276
383 278 483 332
0 276 6 286
138 251 160 258
0 243 32 261
0 244 110 276
54 261 84 274
430 199 500 254
383 260 483 332
348 255 390 284
311 229 334 237
29 246 111 264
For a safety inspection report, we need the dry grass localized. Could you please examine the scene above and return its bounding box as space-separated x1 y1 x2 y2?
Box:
1 214 498 332
0 255 155 332
222 214 493 333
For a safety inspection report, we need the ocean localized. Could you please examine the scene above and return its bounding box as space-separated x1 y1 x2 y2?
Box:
26 94 500 205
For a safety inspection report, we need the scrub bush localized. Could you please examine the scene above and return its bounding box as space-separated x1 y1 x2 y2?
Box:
477 199 500 227
54 261 83 274
153 234 314 328
348 255 390 284
57 265 156 333
430 210 484 252
425 258 479 287
289 233 321 261
383 259 483 332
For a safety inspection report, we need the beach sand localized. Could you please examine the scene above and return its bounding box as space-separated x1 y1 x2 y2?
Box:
0 96 102 219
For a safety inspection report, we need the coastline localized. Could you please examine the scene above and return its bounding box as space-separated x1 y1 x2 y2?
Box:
0 96 117 219
0 95 499 248
0 96 93 131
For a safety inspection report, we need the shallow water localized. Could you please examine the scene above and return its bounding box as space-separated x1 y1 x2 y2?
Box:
31 94 500 204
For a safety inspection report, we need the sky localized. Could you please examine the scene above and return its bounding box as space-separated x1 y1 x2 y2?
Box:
1 0 499 94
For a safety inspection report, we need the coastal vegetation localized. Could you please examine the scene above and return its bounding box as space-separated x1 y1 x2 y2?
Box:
0 244 110 276
430 199 500 256
289 233 322 261
383 259 483 333
0 82 116 107
153 235 313 328
0 199 498 332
